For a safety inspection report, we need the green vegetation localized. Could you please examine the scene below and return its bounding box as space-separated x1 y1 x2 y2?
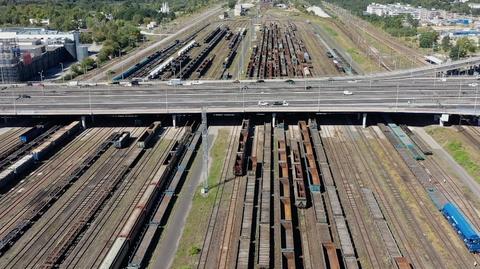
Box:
0 0 218 79
172 128 230 269
449 37 477 60
319 0 474 15
426 127 480 184
445 141 480 183
363 14 417 37
419 31 439 48
441 35 451 52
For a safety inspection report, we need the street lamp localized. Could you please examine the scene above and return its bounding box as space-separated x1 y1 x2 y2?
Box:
395 83 399 112
88 86 92 115
60 62 64 83
317 81 321 111
475 85 478 115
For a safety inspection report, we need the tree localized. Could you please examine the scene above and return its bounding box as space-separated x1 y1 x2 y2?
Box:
456 37 476 53
441 36 451 51
419 31 439 48
450 45 467 60
228 0 236 9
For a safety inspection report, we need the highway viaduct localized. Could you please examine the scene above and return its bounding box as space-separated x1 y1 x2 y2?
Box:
1 60 480 127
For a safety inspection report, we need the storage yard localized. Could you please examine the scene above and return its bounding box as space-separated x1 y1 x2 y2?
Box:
113 15 346 82
0 115 478 268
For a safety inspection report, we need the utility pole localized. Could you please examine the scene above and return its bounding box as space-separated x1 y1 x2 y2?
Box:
201 107 209 194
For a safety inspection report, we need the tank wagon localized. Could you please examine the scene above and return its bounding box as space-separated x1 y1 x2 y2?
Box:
442 202 480 252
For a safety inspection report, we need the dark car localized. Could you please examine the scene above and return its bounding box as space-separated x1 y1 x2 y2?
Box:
285 79 295 84
256 79 265 83
306 86 313 89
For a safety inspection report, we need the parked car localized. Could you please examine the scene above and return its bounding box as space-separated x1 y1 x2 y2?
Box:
258 100 269 106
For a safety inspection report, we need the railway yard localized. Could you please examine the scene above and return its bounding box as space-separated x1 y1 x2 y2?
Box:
113 12 346 82
0 114 478 269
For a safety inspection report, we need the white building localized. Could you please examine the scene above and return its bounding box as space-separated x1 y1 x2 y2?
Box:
160 2 170 14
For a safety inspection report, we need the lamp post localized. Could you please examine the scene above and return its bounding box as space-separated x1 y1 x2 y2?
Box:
88 86 92 115
60 62 64 83
395 83 399 112
475 85 478 115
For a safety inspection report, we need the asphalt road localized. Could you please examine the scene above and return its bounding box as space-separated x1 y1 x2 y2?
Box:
0 77 479 115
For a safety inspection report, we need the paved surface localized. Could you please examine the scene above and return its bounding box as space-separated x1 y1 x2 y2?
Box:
1 76 479 115
150 129 216 269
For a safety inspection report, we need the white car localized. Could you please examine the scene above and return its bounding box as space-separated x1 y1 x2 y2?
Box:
469 83 478 87
258 100 269 106
343 90 353 95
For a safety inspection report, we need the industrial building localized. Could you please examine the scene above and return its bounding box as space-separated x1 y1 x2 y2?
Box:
0 28 86 82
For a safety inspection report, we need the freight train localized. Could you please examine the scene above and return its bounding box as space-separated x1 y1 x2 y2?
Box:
442 202 480 253
234 119 250 176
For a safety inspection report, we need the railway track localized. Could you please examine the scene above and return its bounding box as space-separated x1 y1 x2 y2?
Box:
421 155 480 230
455 125 480 151
366 124 473 268
420 157 480 266
344 124 430 268
0 127 141 268
197 125 240 269
322 125 381 269
0 128 114 242
0 128 26 158
323 2 425 68
64 127 184 268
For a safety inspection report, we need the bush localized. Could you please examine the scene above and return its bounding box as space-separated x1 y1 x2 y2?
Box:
188 246 201 256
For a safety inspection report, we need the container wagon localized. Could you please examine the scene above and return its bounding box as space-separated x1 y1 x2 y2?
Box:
442 202 480 252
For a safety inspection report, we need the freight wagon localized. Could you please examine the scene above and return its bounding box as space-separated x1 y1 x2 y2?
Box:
19 123 49 143
114 132 130 149
442 202 480 252
137 122 161 148
234 119 250 176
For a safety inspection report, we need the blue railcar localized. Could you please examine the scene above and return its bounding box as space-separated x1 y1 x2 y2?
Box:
19 125 46 143
442 202 480 252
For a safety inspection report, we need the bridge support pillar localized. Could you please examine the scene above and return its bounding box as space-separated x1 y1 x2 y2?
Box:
272 113 276 127
362 113 367 128
172 114 177 128
81 116 87 129
439 114 450 126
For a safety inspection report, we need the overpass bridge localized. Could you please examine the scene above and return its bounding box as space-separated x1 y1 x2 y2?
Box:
0 77 478 122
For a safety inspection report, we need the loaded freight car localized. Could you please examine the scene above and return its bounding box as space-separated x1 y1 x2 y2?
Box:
442 202 480 252
114 132 130 149
19 123 49 143
31 121 81 160
137 122 161 148
0 154 34 189
234 119 250 176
